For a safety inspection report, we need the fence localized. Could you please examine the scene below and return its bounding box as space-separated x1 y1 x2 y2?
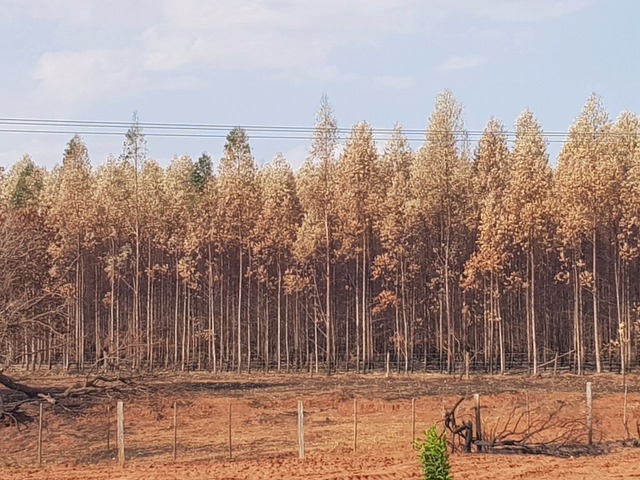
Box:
2 380 635 469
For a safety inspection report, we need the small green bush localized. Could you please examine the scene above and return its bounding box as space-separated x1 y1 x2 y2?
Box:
415 425 452 480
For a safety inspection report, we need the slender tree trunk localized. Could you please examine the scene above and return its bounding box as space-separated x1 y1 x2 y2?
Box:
614 245 623 375
444 225 453 374
573 255 583 375
277 259 282 372
147 239 153 370
246 251 252 374
208 244 216 373
362 230 367 372
174 258 179 368
237 246 243 374
95 264 100 366
324 214 332 372
592 229 602 373
355 258 360 373
181 281 187 371
401 259 409 373
530 247 538 375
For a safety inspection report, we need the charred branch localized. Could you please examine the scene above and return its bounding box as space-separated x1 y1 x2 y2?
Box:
444 396 605 458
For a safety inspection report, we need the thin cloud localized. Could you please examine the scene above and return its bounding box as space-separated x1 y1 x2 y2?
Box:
21 0 585 117
32 49 142 113
437 55 487 72
375 76 416 90
472 0 587 22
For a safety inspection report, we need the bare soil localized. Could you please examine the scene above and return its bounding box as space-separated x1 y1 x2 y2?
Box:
2 372 640 479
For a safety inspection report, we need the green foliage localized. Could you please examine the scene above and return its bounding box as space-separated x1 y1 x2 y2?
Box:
191 152 213 192
8 157 43 210
415 425 452 480
11 161 35 209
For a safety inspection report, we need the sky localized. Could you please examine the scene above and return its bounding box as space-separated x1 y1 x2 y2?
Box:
0 0 638 171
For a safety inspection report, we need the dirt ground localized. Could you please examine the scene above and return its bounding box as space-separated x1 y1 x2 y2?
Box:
2 372 640 479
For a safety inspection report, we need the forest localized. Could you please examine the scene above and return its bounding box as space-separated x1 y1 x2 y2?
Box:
1 91 639 376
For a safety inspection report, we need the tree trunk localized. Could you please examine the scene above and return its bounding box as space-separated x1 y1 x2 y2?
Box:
530 247 538 375
324 214 332 373
592 229 602 374
237 246 243 374
277 259 282 372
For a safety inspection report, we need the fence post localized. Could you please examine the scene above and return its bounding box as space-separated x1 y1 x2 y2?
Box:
411 398 416 443
37 403 43 467
228 402 232 460
474 393 482 453
353 398 358 452
586 382 593 445
106 404 111 451
623 383 630 438
117 401 125 467
298 400 305 459
465 352 470 380
386 352 390 378
173 401 178 461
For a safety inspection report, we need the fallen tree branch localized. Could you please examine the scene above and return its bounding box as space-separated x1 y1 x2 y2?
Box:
0 369 148 427
443 395 600 458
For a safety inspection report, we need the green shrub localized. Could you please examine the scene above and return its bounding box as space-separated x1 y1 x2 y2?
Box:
415 425 452 480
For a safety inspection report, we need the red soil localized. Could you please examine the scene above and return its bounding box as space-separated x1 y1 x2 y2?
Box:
2 372 640 479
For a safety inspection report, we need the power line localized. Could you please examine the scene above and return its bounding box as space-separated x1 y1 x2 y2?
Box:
0 116 633 144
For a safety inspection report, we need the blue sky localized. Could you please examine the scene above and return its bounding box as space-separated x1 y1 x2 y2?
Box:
0 0 638 170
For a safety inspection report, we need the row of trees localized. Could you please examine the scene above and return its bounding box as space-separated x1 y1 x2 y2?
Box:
1 92 639 375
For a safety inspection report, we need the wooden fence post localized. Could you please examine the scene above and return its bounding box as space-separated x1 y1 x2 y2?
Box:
474 394 482 453
106 404 111 451
464 352 470 380
298 400 305 459
623 383 630 439
411 398 416 443
117 401 125 467
173 401 178 461
386 352 390 378
586 382 593 445
228 402 232 460
37 403 43 467
353 398 358 452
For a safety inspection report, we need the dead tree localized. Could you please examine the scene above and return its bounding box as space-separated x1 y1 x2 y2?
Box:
444 396 604 458
444 396 474 452
0 369 146 427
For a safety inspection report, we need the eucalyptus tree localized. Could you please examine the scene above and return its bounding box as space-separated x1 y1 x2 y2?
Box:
254 154 301 371
217 128 260 372
165 155 199 370
617 112 640 374
45 136 96 369
0 156 50 368
188 153 217 370
504 111 553 375
336 121 381 371
377 125 414 371
410 91 473 372
464 118 511 373
94 157 134 367
296 95 339 371
119 114 148 367
2 155 45 210
555 95 618 374
139 159 169 368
